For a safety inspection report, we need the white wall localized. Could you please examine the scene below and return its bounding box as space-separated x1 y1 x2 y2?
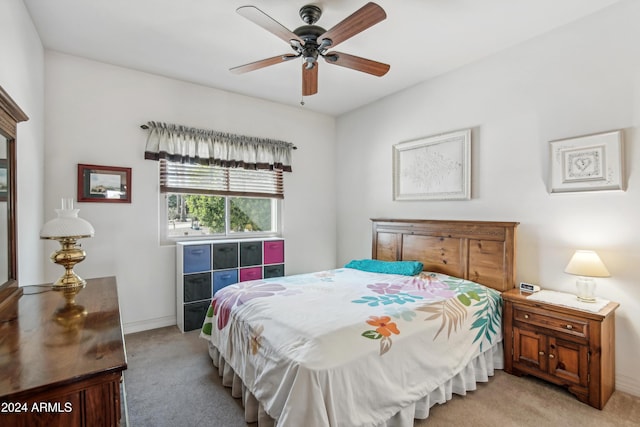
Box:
43 52 336 333
0 0 45 286
336 1 640 396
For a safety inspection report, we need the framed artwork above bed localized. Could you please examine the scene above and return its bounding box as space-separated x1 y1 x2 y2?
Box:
549 130 625 193
393 129 471 201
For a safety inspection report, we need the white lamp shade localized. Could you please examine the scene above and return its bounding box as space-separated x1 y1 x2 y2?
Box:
40 199 95 238
564 250 610 278
40 216 94 238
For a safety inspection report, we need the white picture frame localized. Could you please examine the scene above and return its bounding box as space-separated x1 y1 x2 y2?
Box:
393 129 471 201
549 130 624 193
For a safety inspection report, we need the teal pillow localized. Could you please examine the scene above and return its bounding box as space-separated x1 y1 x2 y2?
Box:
345 259 423 276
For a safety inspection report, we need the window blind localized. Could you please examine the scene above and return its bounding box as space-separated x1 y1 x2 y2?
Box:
160 160 284 199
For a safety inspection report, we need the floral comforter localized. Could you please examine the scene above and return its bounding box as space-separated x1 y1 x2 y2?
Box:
200 268 502 427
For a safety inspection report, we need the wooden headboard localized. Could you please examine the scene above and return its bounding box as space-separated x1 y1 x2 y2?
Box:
371 219 518 292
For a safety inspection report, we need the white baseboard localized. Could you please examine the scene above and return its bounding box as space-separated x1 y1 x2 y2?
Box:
616 373 640 397
123 315 176 335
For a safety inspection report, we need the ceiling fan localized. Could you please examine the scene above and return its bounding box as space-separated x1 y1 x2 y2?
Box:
231 2 390 97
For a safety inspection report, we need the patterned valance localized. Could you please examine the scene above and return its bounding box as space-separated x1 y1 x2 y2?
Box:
143 121 294 172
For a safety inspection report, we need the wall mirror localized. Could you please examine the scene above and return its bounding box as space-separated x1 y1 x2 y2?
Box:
0 85 28 312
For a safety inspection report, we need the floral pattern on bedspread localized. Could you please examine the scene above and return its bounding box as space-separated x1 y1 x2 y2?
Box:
358 272 501 354
200 268 502 427
210 281 287 330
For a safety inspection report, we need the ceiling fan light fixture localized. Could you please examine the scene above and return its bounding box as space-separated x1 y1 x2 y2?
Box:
304 58 316 69
318 38 333 52
324 53 338 62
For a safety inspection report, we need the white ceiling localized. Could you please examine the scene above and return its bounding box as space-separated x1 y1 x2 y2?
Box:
23 0 621 116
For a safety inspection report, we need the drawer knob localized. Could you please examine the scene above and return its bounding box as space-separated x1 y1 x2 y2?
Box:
538 351 545 356
549 354 555 359
566 324 573 330
524 314 530 319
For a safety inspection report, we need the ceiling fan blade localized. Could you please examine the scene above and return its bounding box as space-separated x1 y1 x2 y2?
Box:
237 6 303 45
302 62 318 96
318 2 386 49
230 54 298 74
324 52 390 76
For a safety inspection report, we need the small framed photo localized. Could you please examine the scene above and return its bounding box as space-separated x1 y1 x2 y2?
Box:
77 164 132 203
393 129 471 201
549 130 624 193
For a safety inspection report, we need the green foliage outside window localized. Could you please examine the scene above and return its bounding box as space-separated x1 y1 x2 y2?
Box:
185 195 225 233
167 194 273 234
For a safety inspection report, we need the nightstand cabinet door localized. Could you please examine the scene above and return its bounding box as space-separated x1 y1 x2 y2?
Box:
548 336 589 388
513 328 548 373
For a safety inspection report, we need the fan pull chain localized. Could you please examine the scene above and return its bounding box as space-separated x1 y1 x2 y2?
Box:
300 96 305 106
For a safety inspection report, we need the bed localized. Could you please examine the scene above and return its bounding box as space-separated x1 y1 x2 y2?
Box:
200 219 518 426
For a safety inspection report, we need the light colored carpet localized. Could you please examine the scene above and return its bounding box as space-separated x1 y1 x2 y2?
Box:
124 326 640 427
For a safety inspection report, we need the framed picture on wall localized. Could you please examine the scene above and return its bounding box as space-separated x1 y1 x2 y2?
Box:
393 129 471 201
549 130 624 193
77 164 132 203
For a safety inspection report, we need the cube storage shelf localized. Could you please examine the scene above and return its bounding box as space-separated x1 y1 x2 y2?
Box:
176 238 285 332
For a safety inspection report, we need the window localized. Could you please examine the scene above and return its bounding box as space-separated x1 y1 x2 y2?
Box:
160 160 282 242
143 121 293 243
164 194 279 239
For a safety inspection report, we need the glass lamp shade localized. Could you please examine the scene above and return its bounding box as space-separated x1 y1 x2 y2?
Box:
564 250 610 302
40 198 95 239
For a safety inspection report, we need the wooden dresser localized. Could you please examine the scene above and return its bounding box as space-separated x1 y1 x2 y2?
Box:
503 288 618 409
0 276 127 426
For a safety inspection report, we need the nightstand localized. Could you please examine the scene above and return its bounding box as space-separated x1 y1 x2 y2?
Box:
502 288 619 409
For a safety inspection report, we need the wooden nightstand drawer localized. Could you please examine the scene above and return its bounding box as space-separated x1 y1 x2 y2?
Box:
514 307 588 340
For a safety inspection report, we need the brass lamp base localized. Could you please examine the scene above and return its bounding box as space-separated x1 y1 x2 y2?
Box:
49 236 89 291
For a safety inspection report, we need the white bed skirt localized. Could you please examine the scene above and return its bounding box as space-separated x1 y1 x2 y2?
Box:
207 341 504 427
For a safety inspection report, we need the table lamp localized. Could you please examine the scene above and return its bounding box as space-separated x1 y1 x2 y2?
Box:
40 198 95 291
564 250 610 302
